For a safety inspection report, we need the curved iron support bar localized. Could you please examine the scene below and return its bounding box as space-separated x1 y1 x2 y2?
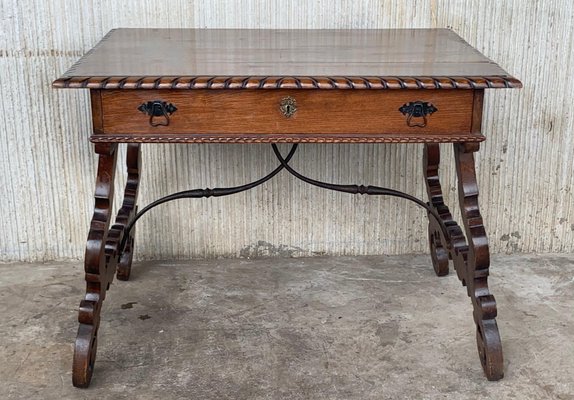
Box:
118 144 299 253
270 144 451 241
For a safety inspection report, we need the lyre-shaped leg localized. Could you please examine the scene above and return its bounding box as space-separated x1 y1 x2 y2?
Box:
73 143 142 387
73 143 118 388
423 144 468 277
424 143 451 276
424 143 503 380
454 142 503 380
115 143 141 281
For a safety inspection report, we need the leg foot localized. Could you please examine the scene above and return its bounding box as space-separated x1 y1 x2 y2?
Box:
477 319 504 380
73 307 99 388
454 142 504 380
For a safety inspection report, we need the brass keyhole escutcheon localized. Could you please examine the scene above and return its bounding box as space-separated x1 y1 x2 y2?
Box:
279 96 297 118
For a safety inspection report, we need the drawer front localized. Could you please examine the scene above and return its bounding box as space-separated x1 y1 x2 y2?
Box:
97 89 477 140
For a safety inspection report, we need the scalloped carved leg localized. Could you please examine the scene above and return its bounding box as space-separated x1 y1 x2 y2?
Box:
454 142 503 381
423 144 468 278
424 144 450 276
73 143 118 388
115 144 141 281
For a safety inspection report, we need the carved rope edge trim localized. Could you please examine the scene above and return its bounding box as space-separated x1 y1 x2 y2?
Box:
90 135 486 144
53 75 522 90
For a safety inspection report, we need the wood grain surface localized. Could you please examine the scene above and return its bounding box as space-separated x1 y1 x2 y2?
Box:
97 89 477 141
53 28 520 89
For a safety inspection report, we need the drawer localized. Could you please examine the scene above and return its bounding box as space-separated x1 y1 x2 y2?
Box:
92 89 481 143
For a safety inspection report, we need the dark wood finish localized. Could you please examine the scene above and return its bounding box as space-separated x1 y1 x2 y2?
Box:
72 143 141 387
53 28 521 388
111 143 141 281
423 142 503 380
98 89 476 141
72 143 117 388
424 143 453 277
53 29 521 90
454 142 503 380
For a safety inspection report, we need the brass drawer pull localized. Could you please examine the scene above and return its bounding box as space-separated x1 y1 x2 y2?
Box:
399 101 437 128
138 101 178 126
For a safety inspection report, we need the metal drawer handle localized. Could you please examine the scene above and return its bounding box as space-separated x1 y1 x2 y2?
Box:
399 101 437 128
137 101 178 127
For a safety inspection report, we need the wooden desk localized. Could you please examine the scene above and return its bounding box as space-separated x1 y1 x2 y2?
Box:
54 28 521 388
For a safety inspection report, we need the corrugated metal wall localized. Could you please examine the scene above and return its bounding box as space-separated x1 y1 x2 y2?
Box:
1 1 572 262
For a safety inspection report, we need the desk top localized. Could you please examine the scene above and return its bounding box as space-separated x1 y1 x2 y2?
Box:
53 28 521 90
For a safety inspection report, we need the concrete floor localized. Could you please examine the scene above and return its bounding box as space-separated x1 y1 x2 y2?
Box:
0 254 573 400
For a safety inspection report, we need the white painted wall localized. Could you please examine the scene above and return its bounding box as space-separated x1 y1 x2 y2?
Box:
1 1 572 262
